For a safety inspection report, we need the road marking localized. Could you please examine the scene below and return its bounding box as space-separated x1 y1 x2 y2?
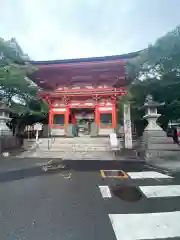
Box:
109 211 180 240
140 185 180 198
127 171 172 179
100 170 128 179
100 170 106 178
99 186 112 198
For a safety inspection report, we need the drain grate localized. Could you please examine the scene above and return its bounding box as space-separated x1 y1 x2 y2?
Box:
111 184 143 202
100 170 128 179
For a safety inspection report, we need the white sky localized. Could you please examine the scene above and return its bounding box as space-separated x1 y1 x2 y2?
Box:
1 0 180 60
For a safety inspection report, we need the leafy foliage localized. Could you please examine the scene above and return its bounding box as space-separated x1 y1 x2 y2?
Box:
124 25 180 124
0 37 48 116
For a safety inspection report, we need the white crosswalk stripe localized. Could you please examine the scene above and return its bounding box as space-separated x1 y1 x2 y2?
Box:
99 185 112 198
127 171 172 179
140 184 180 198
99 170 180 240
109 211 180 240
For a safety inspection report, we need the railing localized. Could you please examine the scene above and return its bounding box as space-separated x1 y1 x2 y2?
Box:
39 87 127 96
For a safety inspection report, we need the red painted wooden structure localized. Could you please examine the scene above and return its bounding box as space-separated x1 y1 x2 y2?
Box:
27 52 140 134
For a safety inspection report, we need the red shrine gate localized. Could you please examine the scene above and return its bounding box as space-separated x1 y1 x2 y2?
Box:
27 52 139 136
39 87 126 132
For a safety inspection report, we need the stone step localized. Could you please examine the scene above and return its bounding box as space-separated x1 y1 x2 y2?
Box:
43 141 110 146
40 137 109 143
18 150 114 159
40 142 110 147
39 146 110 150
39 142 110 149
24 143 111 151
147 143 180 150
38 147 111 152
38 144 110 150
20 137 115 159
39 143 109 147
23 137 111 148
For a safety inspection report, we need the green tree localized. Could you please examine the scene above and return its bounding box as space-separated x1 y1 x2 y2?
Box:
125 25 180 125
0 37 47 116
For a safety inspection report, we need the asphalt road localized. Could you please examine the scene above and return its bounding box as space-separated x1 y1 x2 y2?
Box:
0 160 180 240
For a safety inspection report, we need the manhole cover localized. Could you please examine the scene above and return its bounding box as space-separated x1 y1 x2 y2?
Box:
111 184 143 202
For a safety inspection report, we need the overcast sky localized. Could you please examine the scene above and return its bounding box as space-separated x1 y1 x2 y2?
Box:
1 0 180 60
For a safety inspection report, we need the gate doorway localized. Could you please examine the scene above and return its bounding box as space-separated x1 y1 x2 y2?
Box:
70 108 95 136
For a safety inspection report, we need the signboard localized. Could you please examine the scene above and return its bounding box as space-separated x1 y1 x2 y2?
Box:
52 108 66 112
123 103 132 149
99 107 112 111
33 123 43 142
33 123 43 131
75 113 94 120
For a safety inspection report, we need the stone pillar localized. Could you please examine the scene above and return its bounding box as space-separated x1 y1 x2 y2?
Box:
123 103 132 149
66 124 74 137
90 122 98 137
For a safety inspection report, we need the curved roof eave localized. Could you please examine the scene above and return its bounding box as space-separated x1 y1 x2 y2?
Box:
29 49 144 66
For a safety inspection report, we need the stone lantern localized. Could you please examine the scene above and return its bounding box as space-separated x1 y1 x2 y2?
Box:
138 95 180 164
140 95 165 131
0 100 12 136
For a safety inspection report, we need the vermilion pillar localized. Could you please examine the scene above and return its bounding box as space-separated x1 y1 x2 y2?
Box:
94 105 99 126
112 104 117 129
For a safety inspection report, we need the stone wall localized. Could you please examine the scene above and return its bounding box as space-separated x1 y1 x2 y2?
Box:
0 136 23 153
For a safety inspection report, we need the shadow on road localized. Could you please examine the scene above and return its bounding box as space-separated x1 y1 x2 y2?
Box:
111 184 143 202
0 167 47 183
0 159 148 183
0 159 174 183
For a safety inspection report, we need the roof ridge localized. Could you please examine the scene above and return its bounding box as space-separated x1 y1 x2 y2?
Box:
29 50 144 65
